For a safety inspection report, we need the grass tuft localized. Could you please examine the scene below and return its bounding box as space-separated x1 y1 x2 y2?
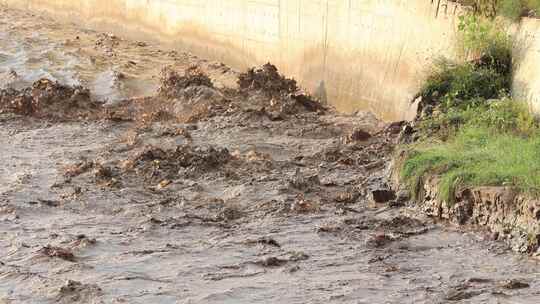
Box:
402 125 540 205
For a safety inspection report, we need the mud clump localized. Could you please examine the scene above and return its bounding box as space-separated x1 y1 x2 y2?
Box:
125 144 232 182
0 79 101 119
106 63 325 125
238 63 297 97
238 63 326 116
158 66 214 98
119 66 230 124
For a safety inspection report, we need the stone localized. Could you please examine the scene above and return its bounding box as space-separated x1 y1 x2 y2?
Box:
370 189 396 204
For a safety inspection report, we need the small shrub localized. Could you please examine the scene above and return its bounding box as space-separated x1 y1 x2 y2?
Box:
418 14 512 114
419 60 508 109
457 13 512 57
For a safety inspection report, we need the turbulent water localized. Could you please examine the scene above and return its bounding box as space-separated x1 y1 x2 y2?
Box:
0 6 539 304
0 7 189 103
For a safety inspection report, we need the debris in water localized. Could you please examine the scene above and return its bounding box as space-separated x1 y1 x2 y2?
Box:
346 128 372 142
257 256 288 267
500 279 530 290
38 245 76 262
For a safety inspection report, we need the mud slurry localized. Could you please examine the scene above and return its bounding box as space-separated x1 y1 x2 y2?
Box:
1 6 540 304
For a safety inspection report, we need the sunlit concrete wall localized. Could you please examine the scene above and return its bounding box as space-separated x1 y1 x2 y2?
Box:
513 18 540 114
0 0 463 121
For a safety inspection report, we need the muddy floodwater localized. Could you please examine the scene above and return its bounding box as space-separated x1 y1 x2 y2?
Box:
1 6 539 304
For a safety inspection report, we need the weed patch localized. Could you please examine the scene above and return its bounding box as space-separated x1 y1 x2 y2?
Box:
457 0 540 19
402 126 540 204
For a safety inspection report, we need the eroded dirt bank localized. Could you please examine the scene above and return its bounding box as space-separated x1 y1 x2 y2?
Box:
1 6 540 304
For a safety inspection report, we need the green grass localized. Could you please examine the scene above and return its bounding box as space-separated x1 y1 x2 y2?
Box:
457 0 540 19
418 98 536 137
499 0 540 18
401 125 540 205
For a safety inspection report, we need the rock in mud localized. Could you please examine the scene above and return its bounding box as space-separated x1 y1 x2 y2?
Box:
370 189 397 204
244 237 281 248
257 237 281 248
93 163 114 180
346 128 372 142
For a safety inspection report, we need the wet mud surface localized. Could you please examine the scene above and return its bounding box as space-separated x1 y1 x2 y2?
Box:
1 6 540 304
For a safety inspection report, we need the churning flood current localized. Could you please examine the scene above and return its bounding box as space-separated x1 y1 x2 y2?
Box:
0 6 539 304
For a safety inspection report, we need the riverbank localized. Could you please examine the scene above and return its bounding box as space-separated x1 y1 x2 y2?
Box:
392 10 540 258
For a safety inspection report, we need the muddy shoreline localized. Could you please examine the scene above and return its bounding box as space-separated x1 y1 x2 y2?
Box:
1 6 540 304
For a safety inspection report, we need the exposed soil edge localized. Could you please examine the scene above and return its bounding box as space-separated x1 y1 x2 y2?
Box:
389 150 540 256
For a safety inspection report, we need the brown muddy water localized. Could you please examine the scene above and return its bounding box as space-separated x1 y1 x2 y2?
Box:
1 6 539 304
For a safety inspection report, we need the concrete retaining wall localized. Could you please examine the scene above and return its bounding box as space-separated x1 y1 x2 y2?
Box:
513 18 540 114
0 0 465 121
